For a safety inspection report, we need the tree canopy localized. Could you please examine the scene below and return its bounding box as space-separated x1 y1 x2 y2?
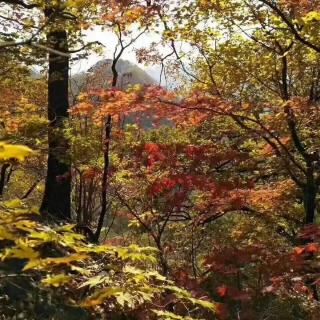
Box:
1 0 320 319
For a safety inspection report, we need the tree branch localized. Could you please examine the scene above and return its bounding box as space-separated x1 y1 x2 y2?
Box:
259 0 320 53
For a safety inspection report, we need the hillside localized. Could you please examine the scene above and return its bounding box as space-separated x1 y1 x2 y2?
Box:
70 59 155 102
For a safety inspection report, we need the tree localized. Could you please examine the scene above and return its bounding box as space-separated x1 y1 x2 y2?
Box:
0 0 99 220
150 0 320 224
69 0 157 235
40 6 72 219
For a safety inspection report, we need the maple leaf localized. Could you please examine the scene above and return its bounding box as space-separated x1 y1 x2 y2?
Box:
0 142 33 161
144 142 160 153
305 243 318 254
41 274 71 287
294 247 305 255
3 242 39 260
216 285 228 297
215 303 230 320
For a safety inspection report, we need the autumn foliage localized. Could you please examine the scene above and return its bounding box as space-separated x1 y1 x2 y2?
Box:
1 0 320 319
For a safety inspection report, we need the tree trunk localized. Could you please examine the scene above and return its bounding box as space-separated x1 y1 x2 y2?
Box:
155 239 169 276
94 115 112 242
303 182 317 225
40 26 71 220
302 177 318 300
0 163 10 197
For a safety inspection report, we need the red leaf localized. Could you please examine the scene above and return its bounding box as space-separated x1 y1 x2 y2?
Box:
294 247 305 255
215 303 229 320
305 243 318 253
144 143 160 154
217 285 228 297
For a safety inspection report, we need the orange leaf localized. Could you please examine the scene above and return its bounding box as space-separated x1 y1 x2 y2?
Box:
305 243 318 254
217 285 228 297
294 247 305 255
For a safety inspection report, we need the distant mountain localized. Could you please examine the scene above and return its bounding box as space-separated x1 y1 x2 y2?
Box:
89 59 155 87
69 59 155 103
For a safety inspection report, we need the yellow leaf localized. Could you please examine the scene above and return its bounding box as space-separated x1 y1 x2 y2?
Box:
303 11 320 22
55 224 77 232
152 310 194 320
3 242 39 260
23 253 89 271
45 254 89 266
29 231 58 243
59 232 85 246
81 287 123 307
78 275 110 288
188 297 216 311
70 265 91 276
0 227 16 241
0 142 33 161
22 259 42 271
2 199 23 209
13 219 37 232
42 273 71 287
116 292 135 307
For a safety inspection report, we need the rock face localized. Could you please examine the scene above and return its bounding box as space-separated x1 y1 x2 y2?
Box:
70 59 155 103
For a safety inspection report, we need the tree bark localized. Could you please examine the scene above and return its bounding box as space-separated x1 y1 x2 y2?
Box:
303 182 317 225
94 115 112 242
40 24 71 220
0 163 10 197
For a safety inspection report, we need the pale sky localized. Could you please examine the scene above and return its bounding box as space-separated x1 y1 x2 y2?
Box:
71 27 163 83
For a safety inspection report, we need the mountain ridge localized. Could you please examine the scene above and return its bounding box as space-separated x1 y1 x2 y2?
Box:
70 59 156 103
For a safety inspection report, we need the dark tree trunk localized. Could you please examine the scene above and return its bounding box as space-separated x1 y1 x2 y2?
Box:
40 26 71 220
111 61 118 87
303 185 316 225
302 177 318 300
303 169 317 225
0 163 10 197
94 115 112 242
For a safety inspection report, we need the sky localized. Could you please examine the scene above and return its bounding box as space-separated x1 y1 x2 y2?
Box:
71 27 163 83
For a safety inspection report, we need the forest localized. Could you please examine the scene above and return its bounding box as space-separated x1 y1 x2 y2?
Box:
0 0 320 319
